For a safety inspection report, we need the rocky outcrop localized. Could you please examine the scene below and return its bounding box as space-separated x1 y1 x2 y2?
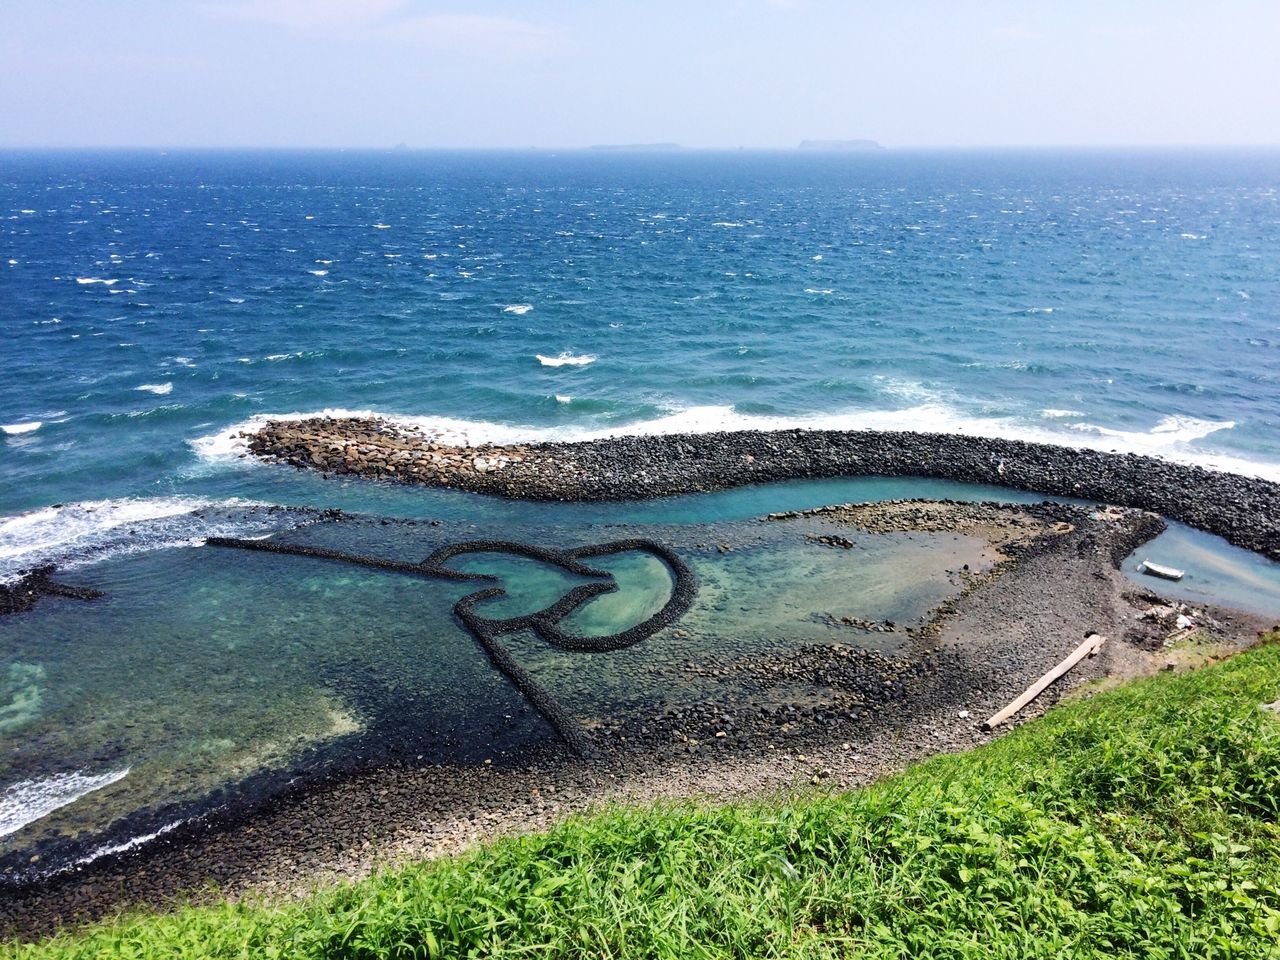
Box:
245 417 527 485
0 565 103 616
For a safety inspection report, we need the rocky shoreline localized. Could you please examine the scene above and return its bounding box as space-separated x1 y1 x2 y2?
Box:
244 418 1280 560
6 498 1272 938
0 566 104 616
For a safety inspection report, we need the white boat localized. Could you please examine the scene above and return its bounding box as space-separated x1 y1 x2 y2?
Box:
1139 559 1185 581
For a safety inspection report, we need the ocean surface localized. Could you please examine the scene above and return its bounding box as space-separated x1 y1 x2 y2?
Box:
3 148 1280 872
3 149 1280 521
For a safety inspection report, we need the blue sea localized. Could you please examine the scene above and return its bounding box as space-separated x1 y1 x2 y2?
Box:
3 149 1280 865
3 149 1280 522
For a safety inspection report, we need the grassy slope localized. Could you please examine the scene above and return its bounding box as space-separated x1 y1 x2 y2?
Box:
8 636 1280 960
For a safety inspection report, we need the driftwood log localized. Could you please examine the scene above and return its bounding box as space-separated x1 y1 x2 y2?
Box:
983 634 1106 729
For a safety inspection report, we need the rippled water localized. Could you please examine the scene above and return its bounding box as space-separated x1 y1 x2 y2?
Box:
3 149 1280 520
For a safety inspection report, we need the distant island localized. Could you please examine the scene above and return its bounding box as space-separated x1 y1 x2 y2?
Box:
797 139 883 151
588 143 682 152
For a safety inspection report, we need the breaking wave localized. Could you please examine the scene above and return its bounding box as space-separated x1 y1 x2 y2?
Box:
0 496 312 582
536 352 596 367
2 422 42 436
75 819 186 867
1 768 130 838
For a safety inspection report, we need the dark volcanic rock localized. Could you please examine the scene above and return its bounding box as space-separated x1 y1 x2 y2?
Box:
0 566 103 616
247 419 1280 560
2 499 1271 938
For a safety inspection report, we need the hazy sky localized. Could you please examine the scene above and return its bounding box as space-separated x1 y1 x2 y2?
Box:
3 0 1278 149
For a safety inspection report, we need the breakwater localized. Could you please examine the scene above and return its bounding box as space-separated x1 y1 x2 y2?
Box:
247 418 1280 561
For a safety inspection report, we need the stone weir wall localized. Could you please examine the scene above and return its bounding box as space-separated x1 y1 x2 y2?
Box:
246 417 1280 561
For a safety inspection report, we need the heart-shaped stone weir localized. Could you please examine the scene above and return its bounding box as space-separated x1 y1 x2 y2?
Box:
206 535 697 757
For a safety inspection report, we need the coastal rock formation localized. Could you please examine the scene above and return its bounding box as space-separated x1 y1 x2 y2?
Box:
10 498 1268 937
206 535 698 759
245 418 1280 561
0 566 104 616
244 417 527 485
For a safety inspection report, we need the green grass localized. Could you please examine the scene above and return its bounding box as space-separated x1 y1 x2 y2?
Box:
9 636 1280 959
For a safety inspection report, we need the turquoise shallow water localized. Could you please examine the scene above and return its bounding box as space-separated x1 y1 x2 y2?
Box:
3 149 1280 873
3 479 1277 874
0 510 995 867
1121 521 1280 616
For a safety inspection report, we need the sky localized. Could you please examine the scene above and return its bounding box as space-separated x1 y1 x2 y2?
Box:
2 0 1278 149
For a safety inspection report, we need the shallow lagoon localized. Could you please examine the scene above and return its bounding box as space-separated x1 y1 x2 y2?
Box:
1 502 995 871
3 475 1278 876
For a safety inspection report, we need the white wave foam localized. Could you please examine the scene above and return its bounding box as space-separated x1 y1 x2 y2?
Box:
265 352 302 362
195 404 957 450
1041 408 1084 419
804 288 834 295
372 223 391 229
712 221 745 228
0 496 296 582
536 352 596 367
192 403 1279 483
555 395 572 404
503 304 533 315
135 382 172 395
309 269 328 276
2 422 42 435
75 277 117 286
1069 415 1235 451
75 818 185 866
1 768 130 838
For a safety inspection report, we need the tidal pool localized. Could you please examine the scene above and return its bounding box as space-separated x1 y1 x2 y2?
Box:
1 509 992 872
5 477 1277 877
1122 519 1280 616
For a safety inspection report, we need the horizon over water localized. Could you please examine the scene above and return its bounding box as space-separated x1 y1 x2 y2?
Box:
3 147 1280 573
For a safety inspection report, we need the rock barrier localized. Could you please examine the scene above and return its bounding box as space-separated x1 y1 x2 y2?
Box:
0 565 104 616
207 535 697 758
246 418 1280 561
